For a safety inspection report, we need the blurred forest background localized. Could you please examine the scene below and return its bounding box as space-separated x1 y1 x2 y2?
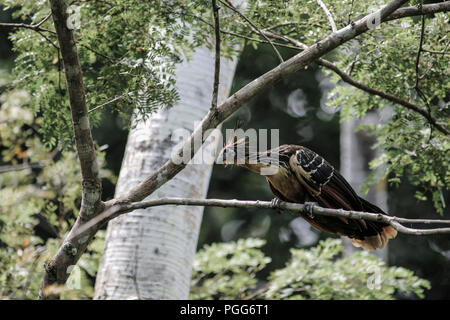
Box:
0 3 448 299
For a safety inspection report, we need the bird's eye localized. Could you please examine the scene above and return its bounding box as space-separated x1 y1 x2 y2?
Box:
225 148 236 158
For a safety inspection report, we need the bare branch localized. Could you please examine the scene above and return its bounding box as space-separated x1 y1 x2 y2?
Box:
219 0 284 63
261 30 450 136
73 198 450 239
35 13 53 28
35 29 59 50
78 43 116 64
414 13 426 90
347 0 355 24
176 9 301 50
88 93 130 113
422 48 450 55
0 162 44 173
49 0 102 216
413 12 436 139
385 1 450 21
316 0 337 32
211 0 221 112
38 0 103 299
0 19 59 49
0 15 114 62
0 22 55 34
263 21 323 31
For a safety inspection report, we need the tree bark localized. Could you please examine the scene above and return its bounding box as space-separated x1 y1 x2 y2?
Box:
94 48 238 299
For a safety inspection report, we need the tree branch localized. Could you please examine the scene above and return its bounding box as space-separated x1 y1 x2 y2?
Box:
261 30 450 136
316 0 337 32
78 43 116 64
385 1 450 21
88 93 130 113
35 13 53 28
0 162 44 173
263 21 324 31
211 0 221 112
39 0 410 299
177 10 299 50
0 21 55 34
72 198 450 239
0 19 59 50
38 0 103 299
219 0 284 63
0 18 115 62
49 0 102 216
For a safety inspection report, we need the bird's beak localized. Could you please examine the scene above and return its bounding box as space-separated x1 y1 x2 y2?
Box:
219 146 236 166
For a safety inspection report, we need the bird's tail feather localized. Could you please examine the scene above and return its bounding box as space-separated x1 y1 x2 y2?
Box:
349 197 398 251
350 225 397 251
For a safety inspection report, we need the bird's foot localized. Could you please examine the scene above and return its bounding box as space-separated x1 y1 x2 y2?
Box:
270 198 282 215
304 202 318 219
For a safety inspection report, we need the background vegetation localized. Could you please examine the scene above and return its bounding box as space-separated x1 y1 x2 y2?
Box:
0 0 448 299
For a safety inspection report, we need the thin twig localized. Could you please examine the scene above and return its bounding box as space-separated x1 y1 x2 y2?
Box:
35 13 53 28
211 0 221 112
219 0 284 63
179 10 299 51
263 21 323 31
78 43 116 63
414 13 434 140
0 22 55 34
35 29 59 50
262 30 450 136
0 162 45 173
0 19 116 62
347 0 355 24
385 1 450 22
421 48 450 55
0 20 59 49
88 93 130 113
316 0 337 32
244 283 270 300
414 12 426 90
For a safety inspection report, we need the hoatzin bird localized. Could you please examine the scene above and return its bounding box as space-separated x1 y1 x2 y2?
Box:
220 134 397 251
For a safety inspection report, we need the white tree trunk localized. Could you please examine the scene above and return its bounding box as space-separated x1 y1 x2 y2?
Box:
94 48 238 299
340 111 389 261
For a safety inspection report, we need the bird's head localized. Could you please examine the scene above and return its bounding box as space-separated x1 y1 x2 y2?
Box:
219 130 249 167
219 128 286 176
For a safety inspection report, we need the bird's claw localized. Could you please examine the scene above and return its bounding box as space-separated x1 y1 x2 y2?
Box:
304 202 317 219
270 198 282 215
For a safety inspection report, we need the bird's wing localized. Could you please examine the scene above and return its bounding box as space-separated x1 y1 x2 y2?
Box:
289 147 339 197
288 147 397 250
289 147 367 209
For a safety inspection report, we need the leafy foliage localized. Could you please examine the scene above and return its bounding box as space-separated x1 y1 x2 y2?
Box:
190 238 431 300
0 76 114 299
190 238 271 299
3 0 224 145
0 0 448 300
324 3 449 214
